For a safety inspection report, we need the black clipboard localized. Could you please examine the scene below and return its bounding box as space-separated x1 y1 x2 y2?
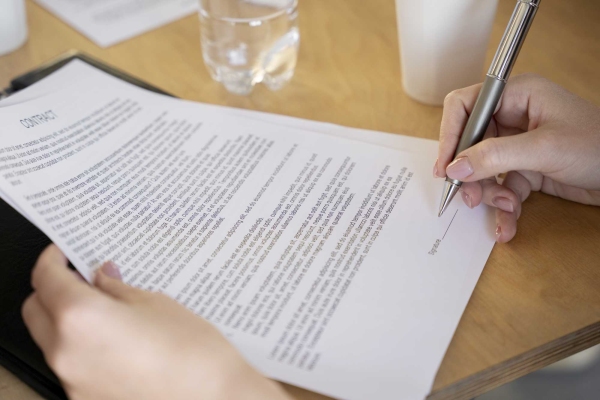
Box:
0 51 173 400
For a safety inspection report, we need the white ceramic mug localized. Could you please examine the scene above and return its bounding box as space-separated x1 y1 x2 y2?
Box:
396 0 498 106
0 0 28 56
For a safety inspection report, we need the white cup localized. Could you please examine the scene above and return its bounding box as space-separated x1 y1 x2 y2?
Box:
0 0 28 56
396 0 498 106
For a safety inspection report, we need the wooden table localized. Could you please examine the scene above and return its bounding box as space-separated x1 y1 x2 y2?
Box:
1 0 600 399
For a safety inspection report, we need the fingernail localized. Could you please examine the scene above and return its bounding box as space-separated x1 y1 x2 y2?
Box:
100 261 122 280
461 190 473 208
492 196 514 213
433 159 439 178
446 157 474 180
495 225 502 241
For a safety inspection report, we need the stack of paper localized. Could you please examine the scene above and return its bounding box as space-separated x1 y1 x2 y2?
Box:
0 61 495 400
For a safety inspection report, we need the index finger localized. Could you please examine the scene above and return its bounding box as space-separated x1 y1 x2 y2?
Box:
436 83 485 177
31 244 95 315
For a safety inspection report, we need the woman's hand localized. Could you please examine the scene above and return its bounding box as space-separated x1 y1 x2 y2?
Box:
435 73 600 242
22 244 292 400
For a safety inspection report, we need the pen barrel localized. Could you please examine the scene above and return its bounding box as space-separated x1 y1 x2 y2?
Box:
488 0 540 81
453 76 506 162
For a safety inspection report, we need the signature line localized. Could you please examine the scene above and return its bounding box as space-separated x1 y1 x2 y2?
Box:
442 210 459 240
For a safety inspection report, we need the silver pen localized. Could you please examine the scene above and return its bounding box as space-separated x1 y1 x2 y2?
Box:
438 0 541 217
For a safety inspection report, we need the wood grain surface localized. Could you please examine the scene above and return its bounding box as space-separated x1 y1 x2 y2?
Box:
1 0 599 399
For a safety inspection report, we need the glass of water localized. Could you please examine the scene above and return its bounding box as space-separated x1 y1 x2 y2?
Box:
199 0 300 95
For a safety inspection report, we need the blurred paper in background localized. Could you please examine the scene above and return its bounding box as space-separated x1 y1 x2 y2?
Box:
35 0 198 47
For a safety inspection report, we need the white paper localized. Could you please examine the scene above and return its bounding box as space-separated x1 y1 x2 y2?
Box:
34 0 198 47
0 61 495 400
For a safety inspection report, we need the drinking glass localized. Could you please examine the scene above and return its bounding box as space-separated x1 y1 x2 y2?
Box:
199 0 300 95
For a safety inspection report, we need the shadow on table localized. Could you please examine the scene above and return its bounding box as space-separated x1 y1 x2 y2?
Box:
477 345 600 400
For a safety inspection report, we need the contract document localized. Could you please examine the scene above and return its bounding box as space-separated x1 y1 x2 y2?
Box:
0 61 495 400
34 0 198 47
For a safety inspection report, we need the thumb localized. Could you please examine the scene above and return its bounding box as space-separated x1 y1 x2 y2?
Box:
94 261 138 301
446 130 548 182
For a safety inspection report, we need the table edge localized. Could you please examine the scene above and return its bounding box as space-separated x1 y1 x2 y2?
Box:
428 321 600 400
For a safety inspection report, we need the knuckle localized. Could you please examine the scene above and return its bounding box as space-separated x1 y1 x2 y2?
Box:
443 90 460 106
54 305 81 336
54 300 96 337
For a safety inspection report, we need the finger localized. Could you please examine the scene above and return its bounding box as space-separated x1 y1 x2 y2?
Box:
437 83 483 176
480 171 541 217
479 179 521 216
503 170 538 209
495 209 518 243
480 171 542 243
454 124 500 207
22 294 55 351
31 245 95 315
460 179 498 209
459 183 479 209
94 262 140 302
31 244 68 292
445 129 552 182
450 119 501 180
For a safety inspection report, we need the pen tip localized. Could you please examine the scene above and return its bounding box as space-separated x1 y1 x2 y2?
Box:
438 202 448 217
438 181 460 218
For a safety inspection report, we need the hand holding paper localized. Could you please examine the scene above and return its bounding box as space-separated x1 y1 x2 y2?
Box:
23 244 292 400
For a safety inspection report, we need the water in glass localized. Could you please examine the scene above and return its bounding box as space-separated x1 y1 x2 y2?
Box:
200 0 299 95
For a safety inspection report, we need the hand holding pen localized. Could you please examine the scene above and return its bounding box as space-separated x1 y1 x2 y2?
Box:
435 0 599 241
434 73 600 242
437 0 542 217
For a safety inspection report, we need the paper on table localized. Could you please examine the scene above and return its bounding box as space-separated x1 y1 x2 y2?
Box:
34 0 198 47
0 61 495 400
